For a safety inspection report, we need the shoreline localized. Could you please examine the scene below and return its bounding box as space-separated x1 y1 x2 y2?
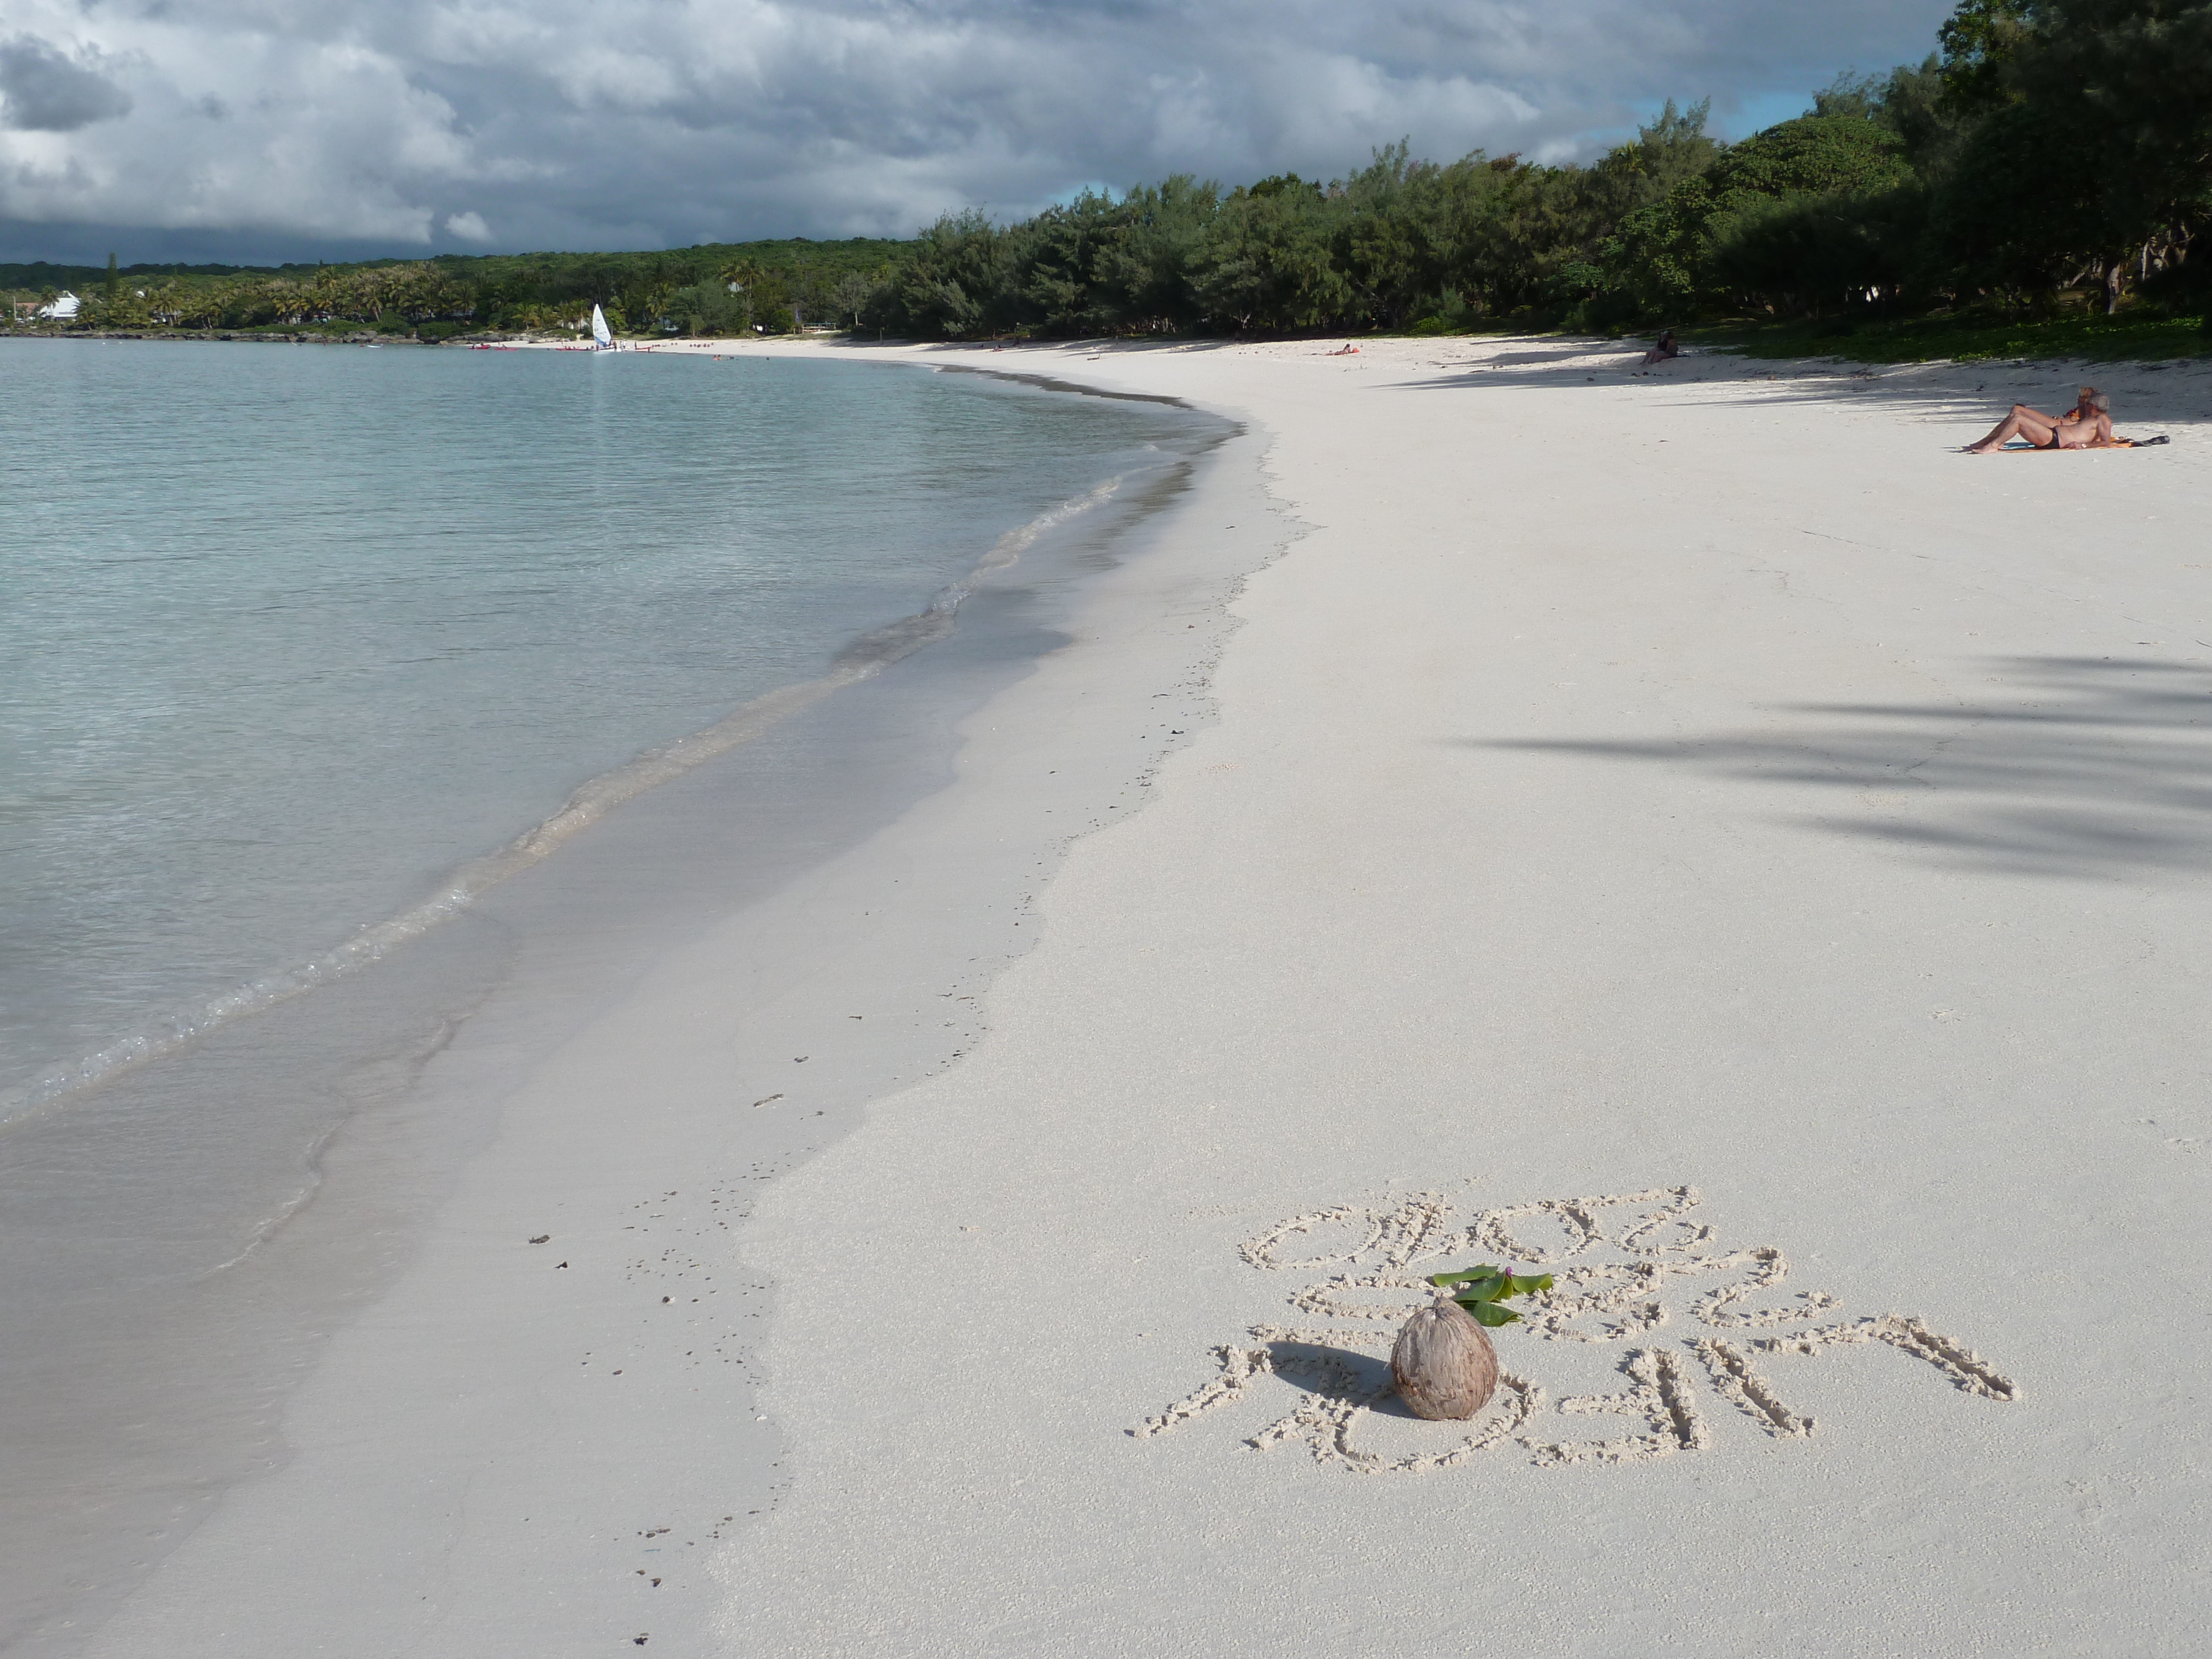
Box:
17 358 1282 1657
0 405 1194 1127
53 335 2212 1655
523 330 2212 380
13 322 2212 374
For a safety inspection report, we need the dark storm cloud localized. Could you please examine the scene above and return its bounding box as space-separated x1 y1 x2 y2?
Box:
0 36 134 132
0 1 1957 260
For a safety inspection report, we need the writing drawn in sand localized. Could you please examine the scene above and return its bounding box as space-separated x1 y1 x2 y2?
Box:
1133 1187 2016 1472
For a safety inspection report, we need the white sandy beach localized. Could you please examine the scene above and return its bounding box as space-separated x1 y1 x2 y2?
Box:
70 333 2212 1657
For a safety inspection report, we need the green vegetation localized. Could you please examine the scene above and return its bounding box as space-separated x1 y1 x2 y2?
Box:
1428 1266 1555 1327
1 238 902 339
6 2 2204 360
852 0 2208 357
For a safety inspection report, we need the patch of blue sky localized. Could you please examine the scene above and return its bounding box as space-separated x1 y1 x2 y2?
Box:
1713 88 1822 139
1597 86 1815 156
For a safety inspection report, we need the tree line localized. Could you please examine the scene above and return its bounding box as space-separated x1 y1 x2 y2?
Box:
3 239 901 338
8 2 2204 345
862 0 2210 339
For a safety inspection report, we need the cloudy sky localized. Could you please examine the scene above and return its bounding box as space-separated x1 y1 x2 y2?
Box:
0 0 1957 265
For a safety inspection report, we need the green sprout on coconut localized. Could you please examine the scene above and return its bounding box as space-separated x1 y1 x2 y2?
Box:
1427 1265 1554 1326
1390 1264 1555 1421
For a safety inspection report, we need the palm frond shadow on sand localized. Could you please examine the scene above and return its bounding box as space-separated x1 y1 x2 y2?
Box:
1383 338 2205 444
1474 656 2212 881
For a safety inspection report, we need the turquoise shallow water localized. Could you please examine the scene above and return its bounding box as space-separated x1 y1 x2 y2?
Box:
0 342 1196 1112
0 340 1230 1651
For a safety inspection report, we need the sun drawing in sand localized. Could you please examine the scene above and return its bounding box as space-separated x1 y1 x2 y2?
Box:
1133 1186 2016 1473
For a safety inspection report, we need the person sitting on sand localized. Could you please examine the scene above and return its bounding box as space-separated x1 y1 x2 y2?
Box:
1639 329 1679 366
1964 387 2116 453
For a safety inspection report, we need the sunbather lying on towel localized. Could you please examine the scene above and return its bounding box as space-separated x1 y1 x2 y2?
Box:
1964 387 2121 452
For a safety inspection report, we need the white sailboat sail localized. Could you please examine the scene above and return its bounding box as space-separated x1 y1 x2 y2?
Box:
590 304 613 349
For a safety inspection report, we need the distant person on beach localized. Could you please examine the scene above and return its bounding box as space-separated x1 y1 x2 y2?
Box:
1964 387 2116 453
1639 329 1679 366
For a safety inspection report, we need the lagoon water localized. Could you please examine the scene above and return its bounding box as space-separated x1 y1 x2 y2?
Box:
0 338 1219 1651
1 341 1194 1113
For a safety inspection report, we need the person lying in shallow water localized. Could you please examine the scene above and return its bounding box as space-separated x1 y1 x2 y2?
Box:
1964 387 2116 452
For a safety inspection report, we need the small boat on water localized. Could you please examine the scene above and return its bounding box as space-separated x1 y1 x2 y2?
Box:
591 304 615 351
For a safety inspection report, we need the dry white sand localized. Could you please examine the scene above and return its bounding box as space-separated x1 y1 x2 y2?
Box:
77 334 2212 1656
